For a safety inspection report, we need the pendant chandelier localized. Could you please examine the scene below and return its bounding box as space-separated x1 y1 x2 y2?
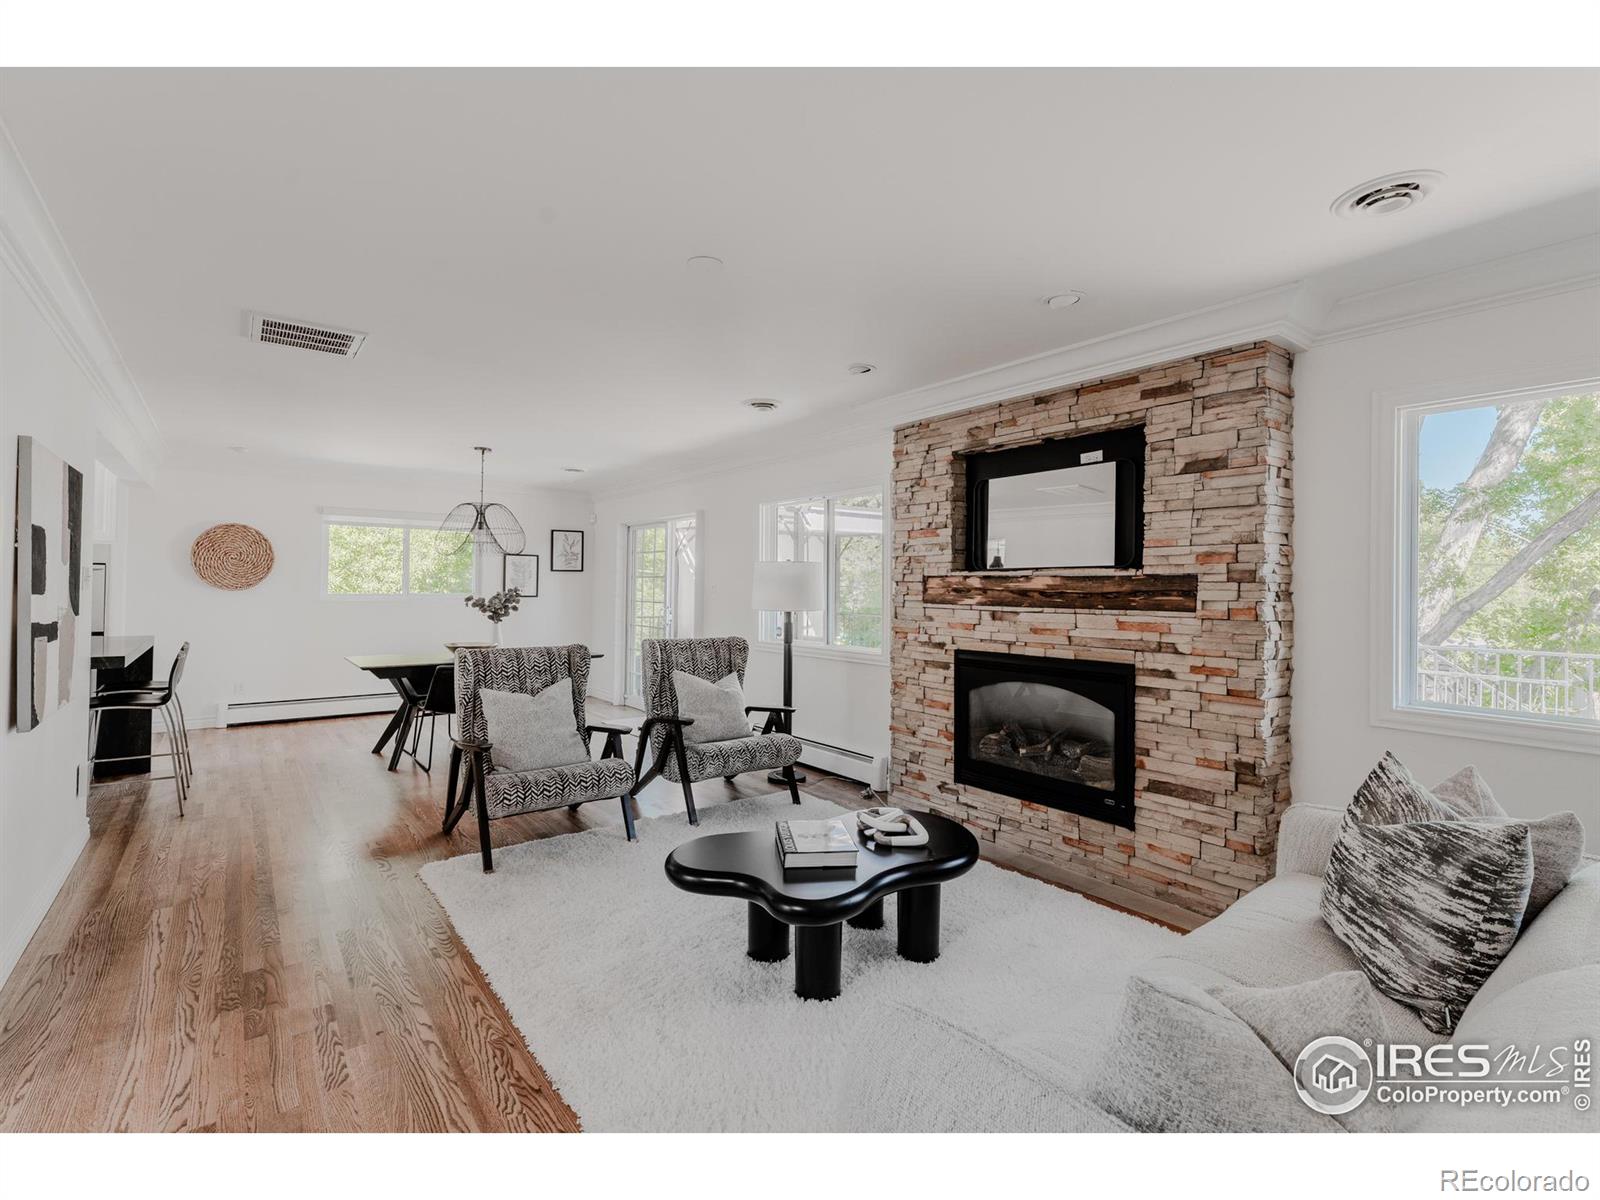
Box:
441 446 526 557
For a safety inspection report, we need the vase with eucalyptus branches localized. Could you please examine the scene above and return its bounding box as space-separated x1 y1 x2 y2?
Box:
465 587 523 646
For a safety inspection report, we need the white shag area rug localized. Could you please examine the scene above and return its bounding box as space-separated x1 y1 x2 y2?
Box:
419 792 1179 1131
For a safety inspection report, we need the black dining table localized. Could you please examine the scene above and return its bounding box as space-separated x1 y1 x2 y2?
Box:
346 649 603 772
346 652 455 771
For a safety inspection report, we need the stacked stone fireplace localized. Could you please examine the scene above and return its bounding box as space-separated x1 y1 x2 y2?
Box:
891 342 1294 920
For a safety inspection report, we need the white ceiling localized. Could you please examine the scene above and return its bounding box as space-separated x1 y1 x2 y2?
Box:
2 68 1597 490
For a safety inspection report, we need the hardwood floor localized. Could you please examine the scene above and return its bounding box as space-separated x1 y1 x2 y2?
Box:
0 709 874 1132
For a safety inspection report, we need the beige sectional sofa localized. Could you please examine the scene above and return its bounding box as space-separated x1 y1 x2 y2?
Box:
845 802 1598 1133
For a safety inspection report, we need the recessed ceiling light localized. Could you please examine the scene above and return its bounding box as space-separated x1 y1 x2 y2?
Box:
686 255 724 272
1044 292 1084 310
846 362 876 375
1330 170 1444 219
562 467 586 474
745 398 780 413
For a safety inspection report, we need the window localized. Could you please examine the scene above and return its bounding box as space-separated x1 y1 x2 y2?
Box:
759 489 885 652
1391 384 1599 738
324 515 474 596
624 514 698 704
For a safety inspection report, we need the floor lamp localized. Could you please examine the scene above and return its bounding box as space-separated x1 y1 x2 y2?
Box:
752 560 825 784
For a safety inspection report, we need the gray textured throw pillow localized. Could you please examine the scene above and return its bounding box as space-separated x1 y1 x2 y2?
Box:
1321 753 1534 1035
1217 971 1394 1134
673 670 752 744
480 682 587 772
1431 766 1585 921
1431 765 1501 819
1089 971 1392 1133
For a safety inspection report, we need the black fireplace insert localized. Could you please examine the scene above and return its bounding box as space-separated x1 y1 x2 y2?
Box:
953 649 1135 829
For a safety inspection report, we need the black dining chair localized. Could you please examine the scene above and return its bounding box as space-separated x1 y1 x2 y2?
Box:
398 663 455 773
89 641 192 814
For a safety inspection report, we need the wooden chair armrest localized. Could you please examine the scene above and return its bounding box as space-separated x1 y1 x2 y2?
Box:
744 704 795 715
586 721 634 735
638 714 694 736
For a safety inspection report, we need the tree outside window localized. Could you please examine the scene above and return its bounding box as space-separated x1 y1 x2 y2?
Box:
1409 390 1599 723
325 519 474 596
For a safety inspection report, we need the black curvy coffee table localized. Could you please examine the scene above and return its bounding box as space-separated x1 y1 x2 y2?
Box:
663 810 979 1001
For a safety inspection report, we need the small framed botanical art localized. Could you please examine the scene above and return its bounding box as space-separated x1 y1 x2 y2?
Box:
551 529 585 572
502 552 540 597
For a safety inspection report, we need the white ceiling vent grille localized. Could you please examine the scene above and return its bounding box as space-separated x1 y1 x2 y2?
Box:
247 312 367 358
1330 170 1444 219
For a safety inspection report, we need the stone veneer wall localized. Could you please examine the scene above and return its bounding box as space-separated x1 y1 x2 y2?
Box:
891 341 1294 919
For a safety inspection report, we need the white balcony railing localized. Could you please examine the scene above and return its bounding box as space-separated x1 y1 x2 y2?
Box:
1417 644 1600 721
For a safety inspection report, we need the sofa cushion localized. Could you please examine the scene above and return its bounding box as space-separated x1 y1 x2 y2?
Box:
837 1002 1128 1133
1143 873 1441 1045
1275 804 1345 877
662 732 802 782
1419 964 1600 1134
1089 972 1392 1132
1429 766 1585 921
1462 862 1600 1018
482 756 635 816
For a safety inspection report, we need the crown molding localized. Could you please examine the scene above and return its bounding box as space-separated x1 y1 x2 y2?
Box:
1312 231 1600 345
590 285 1314 502
1311 270 1600 347
0 120 162 482
592 227 1600 503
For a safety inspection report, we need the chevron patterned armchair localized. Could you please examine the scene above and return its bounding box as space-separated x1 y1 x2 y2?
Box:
446 644 637 872
633 636 803 825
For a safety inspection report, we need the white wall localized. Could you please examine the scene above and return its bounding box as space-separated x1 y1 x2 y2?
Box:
0 268 96 986
123 459 595 726
589 436 892 767
1292 286 1600 826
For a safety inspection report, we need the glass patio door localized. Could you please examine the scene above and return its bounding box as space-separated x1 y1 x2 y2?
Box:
624 515 697 707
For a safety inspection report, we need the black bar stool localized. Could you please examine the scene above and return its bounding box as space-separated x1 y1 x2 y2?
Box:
90 642 191 814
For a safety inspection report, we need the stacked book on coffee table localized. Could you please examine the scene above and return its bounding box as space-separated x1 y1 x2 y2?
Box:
775 816 859 875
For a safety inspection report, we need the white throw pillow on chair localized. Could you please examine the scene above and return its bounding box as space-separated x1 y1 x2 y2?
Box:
480 682 588 772
672 670 753 744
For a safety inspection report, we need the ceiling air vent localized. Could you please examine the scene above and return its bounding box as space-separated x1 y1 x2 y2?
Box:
1330 170 1444 219
247 312 367 357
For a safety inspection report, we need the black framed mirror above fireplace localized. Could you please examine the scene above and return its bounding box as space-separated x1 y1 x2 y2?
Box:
953 649 1136 829
964 424 1144 571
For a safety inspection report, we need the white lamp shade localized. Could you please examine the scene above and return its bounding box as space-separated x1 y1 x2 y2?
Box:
752 560 825 612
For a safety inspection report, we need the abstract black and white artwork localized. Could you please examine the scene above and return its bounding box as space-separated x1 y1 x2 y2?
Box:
14 436 84 732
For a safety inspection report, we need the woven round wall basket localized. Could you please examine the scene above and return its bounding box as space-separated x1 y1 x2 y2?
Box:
191 523 275 590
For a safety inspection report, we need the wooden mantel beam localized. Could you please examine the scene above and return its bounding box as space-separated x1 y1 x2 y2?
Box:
922 573 1199 613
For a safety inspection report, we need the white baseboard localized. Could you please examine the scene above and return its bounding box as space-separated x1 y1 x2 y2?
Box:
0 823 89 993
221 692 396 727
795 738 889 790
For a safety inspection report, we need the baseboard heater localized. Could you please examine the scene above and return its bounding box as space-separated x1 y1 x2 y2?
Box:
794 736 889 792
222 692 395 728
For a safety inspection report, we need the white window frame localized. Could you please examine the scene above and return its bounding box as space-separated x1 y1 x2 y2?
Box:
1370 367 1600 755
320 508 479 600
757 485 889 661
